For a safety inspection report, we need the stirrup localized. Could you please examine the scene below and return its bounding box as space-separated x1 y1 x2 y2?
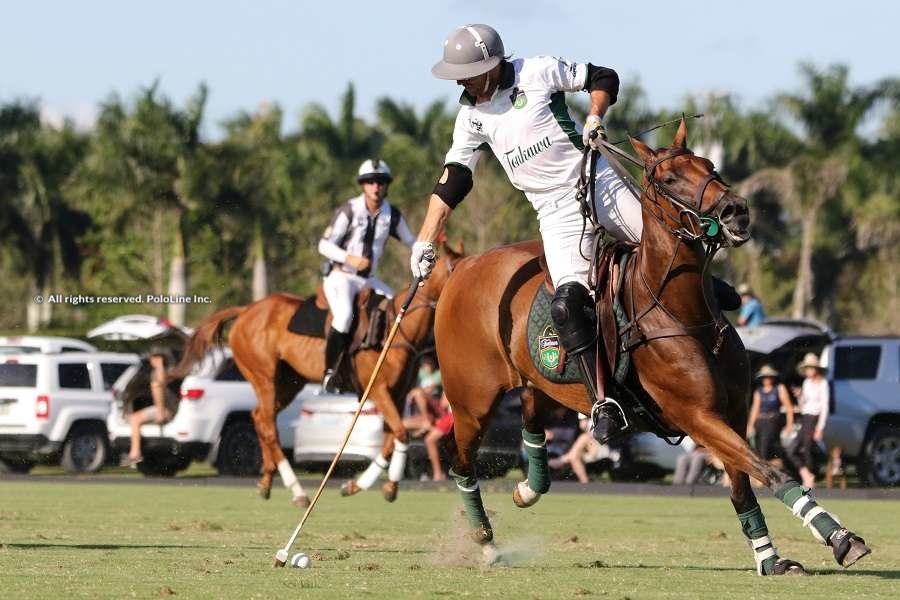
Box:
590 397 629 444
322 369 339 394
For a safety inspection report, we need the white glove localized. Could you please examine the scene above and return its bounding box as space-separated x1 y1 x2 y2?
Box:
410 241 436 282
583 115 607 150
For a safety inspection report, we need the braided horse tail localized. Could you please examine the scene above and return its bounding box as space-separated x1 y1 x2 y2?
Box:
169 306 245 381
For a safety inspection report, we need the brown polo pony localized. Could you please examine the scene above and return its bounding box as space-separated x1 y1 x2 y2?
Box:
172 245 463 506
435 120 870 573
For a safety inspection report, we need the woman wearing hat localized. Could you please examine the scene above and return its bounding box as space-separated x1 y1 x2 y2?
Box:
788 353 830 488
746 365 794 462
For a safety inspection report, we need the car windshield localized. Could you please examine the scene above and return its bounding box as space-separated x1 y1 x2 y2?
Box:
0 364 38 387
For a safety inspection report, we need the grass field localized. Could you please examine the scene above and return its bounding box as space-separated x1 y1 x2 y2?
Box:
1 480 899 599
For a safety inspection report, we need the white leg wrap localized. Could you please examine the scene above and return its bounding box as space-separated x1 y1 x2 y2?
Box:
516 480 540 506
277 459 305 499
802 506 840 543
749 535 778 575
356 455 389 490
388 441 408 483
790 494 812 517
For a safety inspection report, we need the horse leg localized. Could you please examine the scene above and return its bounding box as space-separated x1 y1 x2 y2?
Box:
374 382 409 503
447 388 504 565
513 385 552 508
679 408 870 569
271 366 309 508
341 431 392 497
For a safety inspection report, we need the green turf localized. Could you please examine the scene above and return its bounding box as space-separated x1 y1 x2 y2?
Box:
1 481 898 599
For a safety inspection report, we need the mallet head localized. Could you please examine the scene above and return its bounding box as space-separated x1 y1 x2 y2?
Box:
274 549 289 568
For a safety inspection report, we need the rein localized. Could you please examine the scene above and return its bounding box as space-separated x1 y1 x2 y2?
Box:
577 137 731 357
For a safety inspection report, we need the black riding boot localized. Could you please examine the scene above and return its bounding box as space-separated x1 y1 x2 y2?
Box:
322 327 351 393
550 282 625 443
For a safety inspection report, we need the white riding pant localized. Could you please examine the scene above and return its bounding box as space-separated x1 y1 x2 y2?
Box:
537 159 643 289
323 270 395 334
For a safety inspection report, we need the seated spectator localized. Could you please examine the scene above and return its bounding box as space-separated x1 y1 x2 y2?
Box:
543 405 579 459
423 393 453 481
402 356 442 436
549 415 617 483
672 437 710 485
121 347 175 467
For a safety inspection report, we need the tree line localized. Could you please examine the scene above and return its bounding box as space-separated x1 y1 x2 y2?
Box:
1 62 897 335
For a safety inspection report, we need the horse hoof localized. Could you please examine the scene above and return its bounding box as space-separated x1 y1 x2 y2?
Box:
481 543 501 566
257 483 272 500
831 529 871 568
512 481 540 508
382 481 398 503
340 481 362 497
292 495 311 509
772 558 808 576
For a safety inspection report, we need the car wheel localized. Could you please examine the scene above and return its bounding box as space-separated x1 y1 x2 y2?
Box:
137 456 180 477
0 457 35 474
61 425 107 474
217 421 262 477
860 424 900 487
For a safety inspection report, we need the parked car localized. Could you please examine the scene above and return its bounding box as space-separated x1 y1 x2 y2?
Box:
293 388 527 480
736 318 900 486
108 348 302 477
0 348 138 473
0 336 97 355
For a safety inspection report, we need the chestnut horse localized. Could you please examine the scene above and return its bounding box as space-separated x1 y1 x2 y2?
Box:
435 120 870 574
172 245 463 506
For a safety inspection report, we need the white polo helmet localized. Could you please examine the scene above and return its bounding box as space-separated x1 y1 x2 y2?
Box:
432 24 505 80
356 158 393 184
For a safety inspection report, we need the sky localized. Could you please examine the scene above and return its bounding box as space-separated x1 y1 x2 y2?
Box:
3 0 898 138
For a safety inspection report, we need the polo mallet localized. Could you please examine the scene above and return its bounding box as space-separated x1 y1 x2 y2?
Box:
274 277 422 567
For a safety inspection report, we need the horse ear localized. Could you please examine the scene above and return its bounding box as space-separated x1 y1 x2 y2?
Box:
454 240 464 255
629 137 654 163
672 116 688 149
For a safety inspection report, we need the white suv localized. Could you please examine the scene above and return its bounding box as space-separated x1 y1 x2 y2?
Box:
107 348 303 477
0 350 138 473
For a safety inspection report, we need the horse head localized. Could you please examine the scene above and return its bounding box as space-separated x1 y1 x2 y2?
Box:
630 118 750 247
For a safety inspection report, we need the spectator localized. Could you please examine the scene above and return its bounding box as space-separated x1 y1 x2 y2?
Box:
747 365 794 462
548 416 616 483
672 437 710 485
402 356 442 436
788 353 829 488
120 347 175 467
737 283 766 327
423 393 453 481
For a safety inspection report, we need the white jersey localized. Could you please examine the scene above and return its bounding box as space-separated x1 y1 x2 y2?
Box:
318 194 416 277
445 56 590 215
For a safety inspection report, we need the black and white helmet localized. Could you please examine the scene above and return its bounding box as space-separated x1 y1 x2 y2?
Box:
432 24 505 80
356 159 393 184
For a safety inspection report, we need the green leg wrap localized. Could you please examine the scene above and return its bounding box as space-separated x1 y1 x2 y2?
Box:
450 468 493 543
738 505 778 575
775 481 841 544
522 429 550 494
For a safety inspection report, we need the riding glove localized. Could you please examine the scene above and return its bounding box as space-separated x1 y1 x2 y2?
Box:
410 241 436 282
583 115 607 150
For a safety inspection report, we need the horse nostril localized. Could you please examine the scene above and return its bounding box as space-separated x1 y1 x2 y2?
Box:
720 205 735 222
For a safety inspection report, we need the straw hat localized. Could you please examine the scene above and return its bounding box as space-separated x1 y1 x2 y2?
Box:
797 352 826 374
755 364 779 380
737 283 753 296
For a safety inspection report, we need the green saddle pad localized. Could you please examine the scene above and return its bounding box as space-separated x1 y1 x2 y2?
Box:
527 284 581 384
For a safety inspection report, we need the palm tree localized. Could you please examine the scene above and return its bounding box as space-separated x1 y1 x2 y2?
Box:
75 82 207 326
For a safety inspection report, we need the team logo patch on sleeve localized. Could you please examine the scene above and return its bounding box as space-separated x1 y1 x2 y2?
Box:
538 325 561 369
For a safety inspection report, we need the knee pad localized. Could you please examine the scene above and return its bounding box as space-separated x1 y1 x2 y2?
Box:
550 282 597 355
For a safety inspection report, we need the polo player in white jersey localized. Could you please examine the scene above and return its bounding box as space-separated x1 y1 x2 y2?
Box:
319 159 416 392
409 24 647 441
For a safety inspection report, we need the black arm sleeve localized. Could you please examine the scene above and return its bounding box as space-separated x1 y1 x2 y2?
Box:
432 163 473 209
584 64 619 105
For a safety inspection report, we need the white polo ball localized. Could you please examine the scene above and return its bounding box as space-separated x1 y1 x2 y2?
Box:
290 552 312 569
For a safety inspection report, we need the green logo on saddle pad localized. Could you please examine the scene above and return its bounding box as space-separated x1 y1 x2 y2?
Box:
538 325 561 369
